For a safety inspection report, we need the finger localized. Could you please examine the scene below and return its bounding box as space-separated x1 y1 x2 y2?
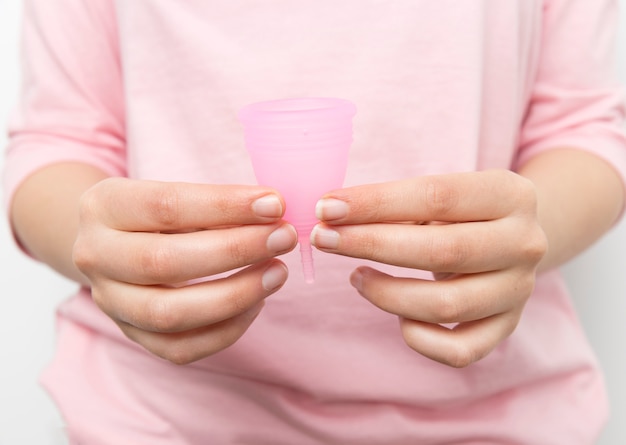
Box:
92 260 288 333
311 218 545 273
399 311 521 368
75 223 297 284
118 302 265 365
350 266 534 324
81 178 285 232
316 170 535 225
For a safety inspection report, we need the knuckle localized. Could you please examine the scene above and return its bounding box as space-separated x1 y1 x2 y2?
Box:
229 288 254 314
424 179 460 217
517 173 538 199
78 177 119 223
226 236 253 265
145 297 179 332
511 173 538 212
77 187 99 223
361 192 391 221
72 237 93 272
217 283 256 317
428 235 469 271
213 193 240 221
435 287 463 323
147 185 181 228
523 228 548 264
138 245 176 282
358 230 385 260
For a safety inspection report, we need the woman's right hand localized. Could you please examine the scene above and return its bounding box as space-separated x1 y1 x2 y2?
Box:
73 178 298 364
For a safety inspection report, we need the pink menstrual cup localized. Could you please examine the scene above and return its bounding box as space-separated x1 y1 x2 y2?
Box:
239 97 357 283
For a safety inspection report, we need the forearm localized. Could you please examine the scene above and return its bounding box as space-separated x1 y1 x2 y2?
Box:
10 162 110 286
517 148 625 273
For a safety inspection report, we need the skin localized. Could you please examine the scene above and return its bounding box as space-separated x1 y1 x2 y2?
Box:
10 148 624 366
12 163 299 364
312 148 624 367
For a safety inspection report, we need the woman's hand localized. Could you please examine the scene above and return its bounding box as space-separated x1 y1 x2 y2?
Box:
73 178 297 364
311 170 548 368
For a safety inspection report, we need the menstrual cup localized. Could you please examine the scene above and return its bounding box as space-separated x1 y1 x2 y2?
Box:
239 98 357 283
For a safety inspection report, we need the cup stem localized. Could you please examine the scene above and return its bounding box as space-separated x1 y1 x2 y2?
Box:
299 236 315 284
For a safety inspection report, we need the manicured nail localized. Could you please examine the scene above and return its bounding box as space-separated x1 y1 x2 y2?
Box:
310 224 340 250
262 263 288 291
267 224 297 254
253 194 283 218
315 198 348 221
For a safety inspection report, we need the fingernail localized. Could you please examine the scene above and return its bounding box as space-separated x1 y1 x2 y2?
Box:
262 263 288 291
253 194 283 218
310 224 340 250
315 198 348 221
350 268 364 291
267 224 297 254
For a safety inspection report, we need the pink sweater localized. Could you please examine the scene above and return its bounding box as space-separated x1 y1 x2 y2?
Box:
5 1 626 443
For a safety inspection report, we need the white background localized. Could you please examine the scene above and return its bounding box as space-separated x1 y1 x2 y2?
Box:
1 1 625 444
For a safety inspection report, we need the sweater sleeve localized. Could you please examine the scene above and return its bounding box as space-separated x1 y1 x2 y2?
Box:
2 0 127 215
516 0 626 187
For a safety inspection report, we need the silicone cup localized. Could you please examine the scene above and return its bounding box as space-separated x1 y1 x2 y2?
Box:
238 98 357 283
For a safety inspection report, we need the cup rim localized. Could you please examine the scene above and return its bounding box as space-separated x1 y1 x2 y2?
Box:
238 97 356 122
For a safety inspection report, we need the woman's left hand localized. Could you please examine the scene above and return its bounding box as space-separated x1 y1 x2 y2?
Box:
311 170 548 368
